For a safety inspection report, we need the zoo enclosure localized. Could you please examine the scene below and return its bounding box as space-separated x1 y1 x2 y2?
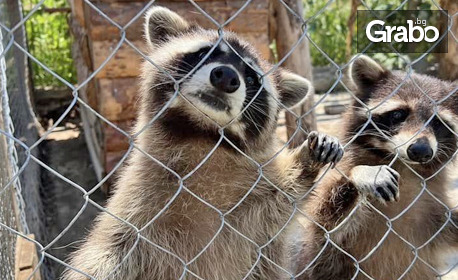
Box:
0 0 458 279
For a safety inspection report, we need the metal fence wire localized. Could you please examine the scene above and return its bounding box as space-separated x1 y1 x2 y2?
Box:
0 0 457 279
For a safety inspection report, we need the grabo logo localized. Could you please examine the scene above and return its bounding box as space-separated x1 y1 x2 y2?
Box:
366 18 440 43
357 10 447 53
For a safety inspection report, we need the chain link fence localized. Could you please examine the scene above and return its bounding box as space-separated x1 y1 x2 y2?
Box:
0 71 18 280
0 3 27 279
0 0 457 279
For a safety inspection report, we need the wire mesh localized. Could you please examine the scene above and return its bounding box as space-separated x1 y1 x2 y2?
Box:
0 85 17 280
0 9 26 280
0 0 457 279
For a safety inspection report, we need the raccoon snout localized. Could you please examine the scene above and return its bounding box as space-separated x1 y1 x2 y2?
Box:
407 138 434 163
210 66 240 93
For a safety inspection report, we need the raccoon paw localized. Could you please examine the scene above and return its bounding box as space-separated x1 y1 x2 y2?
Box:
349 165 400 204
307 131 344 166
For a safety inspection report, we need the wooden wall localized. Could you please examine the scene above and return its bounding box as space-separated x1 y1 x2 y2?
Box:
69 0 271 175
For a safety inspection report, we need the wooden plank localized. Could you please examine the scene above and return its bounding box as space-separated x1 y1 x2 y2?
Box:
88 2 271 78
69 0 85 27
70 11 105 181
439 0 458 80
86 2 146 41
103 119 134 152
226 11 269 33
271 0 316 147
15 234 41 280
98 78 139 121
86 1 268 41
105 150 127 175
238 32 271 60
91 32 269 79
92 40 146 79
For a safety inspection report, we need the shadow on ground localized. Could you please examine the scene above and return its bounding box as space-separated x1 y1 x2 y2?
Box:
41 126 106 278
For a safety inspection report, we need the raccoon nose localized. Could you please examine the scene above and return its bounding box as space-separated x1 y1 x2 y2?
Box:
210 66 240 93
407 138 433 163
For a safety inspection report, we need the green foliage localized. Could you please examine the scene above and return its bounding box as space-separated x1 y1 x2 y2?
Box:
303 0 351 66
23 0 76 88
303 0 435 69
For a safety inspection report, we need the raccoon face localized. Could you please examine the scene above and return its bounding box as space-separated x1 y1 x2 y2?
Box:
140 7 312 147
347 55 458 167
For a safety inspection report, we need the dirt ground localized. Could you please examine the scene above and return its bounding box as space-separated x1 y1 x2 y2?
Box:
41 123 106 278
41 106 457 278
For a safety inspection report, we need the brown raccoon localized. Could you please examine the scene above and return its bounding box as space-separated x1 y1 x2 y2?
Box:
62 7 343 280
290 56 458 280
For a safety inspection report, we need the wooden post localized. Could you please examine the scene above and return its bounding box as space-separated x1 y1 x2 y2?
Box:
15 234 41 280
270 0 317 148
345 0 359 60
439 0 458 80
68 0 105 184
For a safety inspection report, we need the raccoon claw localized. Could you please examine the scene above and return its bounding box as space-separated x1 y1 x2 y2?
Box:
307 131 344 166
350 165 400 204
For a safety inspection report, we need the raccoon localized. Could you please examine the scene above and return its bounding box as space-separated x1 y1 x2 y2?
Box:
62 7 344 280
290 55 458 280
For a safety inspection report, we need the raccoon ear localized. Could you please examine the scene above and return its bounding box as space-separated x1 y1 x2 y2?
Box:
348 55 389 100
144 7 190 47
277 71 313 109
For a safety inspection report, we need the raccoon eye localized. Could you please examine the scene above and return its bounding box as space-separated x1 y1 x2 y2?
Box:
196 47 211 60
246 76 255 86
389 109 408 124
198 51 206 59
431 116 450 129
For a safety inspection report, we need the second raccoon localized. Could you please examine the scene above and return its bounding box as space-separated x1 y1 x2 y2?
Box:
290 55 458 280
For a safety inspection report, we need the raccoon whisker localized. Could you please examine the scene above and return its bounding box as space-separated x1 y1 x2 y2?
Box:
360 128 393 136
152 79 170 87
248 106 276 126
164 72 192 78
436 152 448 159
359 131 393 139
156 64 194 75
382 154 398 163
149 80 176 89
153 74 188 84
243 107 268 135
345 105 365 111
243 110 263 135
349 121 391 136
438 145 455 153
242 112 258 132
161 65 193 73
356 148 395 162
250 104 270 118
436 149 447 158
343 131 392 142
347 123 373 137
248 102 275 122
178 59 199 70
436 148 452 159
246 89 265 94
427 159 444 170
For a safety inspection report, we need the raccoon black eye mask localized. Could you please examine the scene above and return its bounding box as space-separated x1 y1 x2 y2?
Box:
384 108 409 125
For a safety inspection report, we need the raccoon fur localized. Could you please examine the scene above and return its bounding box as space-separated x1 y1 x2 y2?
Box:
290 55 458 280
62 7 344 280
